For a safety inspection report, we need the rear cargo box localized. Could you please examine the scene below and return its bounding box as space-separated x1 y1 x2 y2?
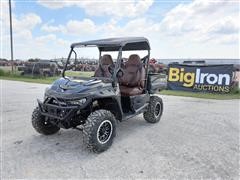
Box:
147 73 167 94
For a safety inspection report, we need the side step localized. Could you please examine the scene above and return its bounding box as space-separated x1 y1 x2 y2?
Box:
122 103 148 121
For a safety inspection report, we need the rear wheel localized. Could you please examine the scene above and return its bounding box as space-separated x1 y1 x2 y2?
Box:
83 109 116 153
32 107 60 135
144 96 163 123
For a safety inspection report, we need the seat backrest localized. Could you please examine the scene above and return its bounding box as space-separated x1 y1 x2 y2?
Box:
101 54 113 65
119 54 145 88
94 54 113 77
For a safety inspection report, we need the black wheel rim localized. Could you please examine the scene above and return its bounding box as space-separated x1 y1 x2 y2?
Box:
43 117 56 128
43 120 53 127
97 120 113 144
154 102 161 118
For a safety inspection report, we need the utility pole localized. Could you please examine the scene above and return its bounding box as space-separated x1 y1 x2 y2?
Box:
9 0 14 72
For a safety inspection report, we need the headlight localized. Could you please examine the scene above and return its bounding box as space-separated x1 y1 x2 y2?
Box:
69 98 87 106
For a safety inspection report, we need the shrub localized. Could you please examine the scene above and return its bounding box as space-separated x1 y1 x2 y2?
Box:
0 69 5 76
230 82 240 94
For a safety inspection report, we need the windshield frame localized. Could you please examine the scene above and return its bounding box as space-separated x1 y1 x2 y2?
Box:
62 45 151 90
62 45 123 81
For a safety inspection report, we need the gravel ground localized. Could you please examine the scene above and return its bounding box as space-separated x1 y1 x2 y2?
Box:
1 80 239 179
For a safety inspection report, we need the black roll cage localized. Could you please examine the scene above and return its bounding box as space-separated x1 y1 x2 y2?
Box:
62 40 151 91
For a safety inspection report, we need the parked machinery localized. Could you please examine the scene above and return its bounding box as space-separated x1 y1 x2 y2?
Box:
19 60 61 77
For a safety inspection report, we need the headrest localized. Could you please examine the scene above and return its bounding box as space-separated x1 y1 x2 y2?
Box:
101 54 113 65
126 54 141 66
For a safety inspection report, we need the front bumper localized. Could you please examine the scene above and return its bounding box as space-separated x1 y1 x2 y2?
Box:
37 99 79 121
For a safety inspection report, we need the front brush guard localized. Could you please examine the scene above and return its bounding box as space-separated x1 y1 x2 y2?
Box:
37 99 79 121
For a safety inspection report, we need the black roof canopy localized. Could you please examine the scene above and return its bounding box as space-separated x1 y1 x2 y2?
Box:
71 37 150 51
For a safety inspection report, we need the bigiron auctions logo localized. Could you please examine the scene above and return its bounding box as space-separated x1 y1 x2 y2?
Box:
167 65 233 93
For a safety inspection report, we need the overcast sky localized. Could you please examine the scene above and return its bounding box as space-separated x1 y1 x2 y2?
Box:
1 0 239 60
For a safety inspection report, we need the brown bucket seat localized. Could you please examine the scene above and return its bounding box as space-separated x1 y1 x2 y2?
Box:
119 54 146 96
94 54 113 78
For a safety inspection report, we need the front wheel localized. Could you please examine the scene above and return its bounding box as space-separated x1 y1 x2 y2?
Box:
83 109 116 153
32 107 60 135
143 96 163 123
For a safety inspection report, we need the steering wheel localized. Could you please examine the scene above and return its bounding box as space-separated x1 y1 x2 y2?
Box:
108 64 115 75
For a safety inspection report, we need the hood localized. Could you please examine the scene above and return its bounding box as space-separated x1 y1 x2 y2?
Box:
45 77 112 99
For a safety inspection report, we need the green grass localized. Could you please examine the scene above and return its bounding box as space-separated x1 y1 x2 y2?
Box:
160 90 240 100
0 67 94 84
0 74 59 84
65 71 94 77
